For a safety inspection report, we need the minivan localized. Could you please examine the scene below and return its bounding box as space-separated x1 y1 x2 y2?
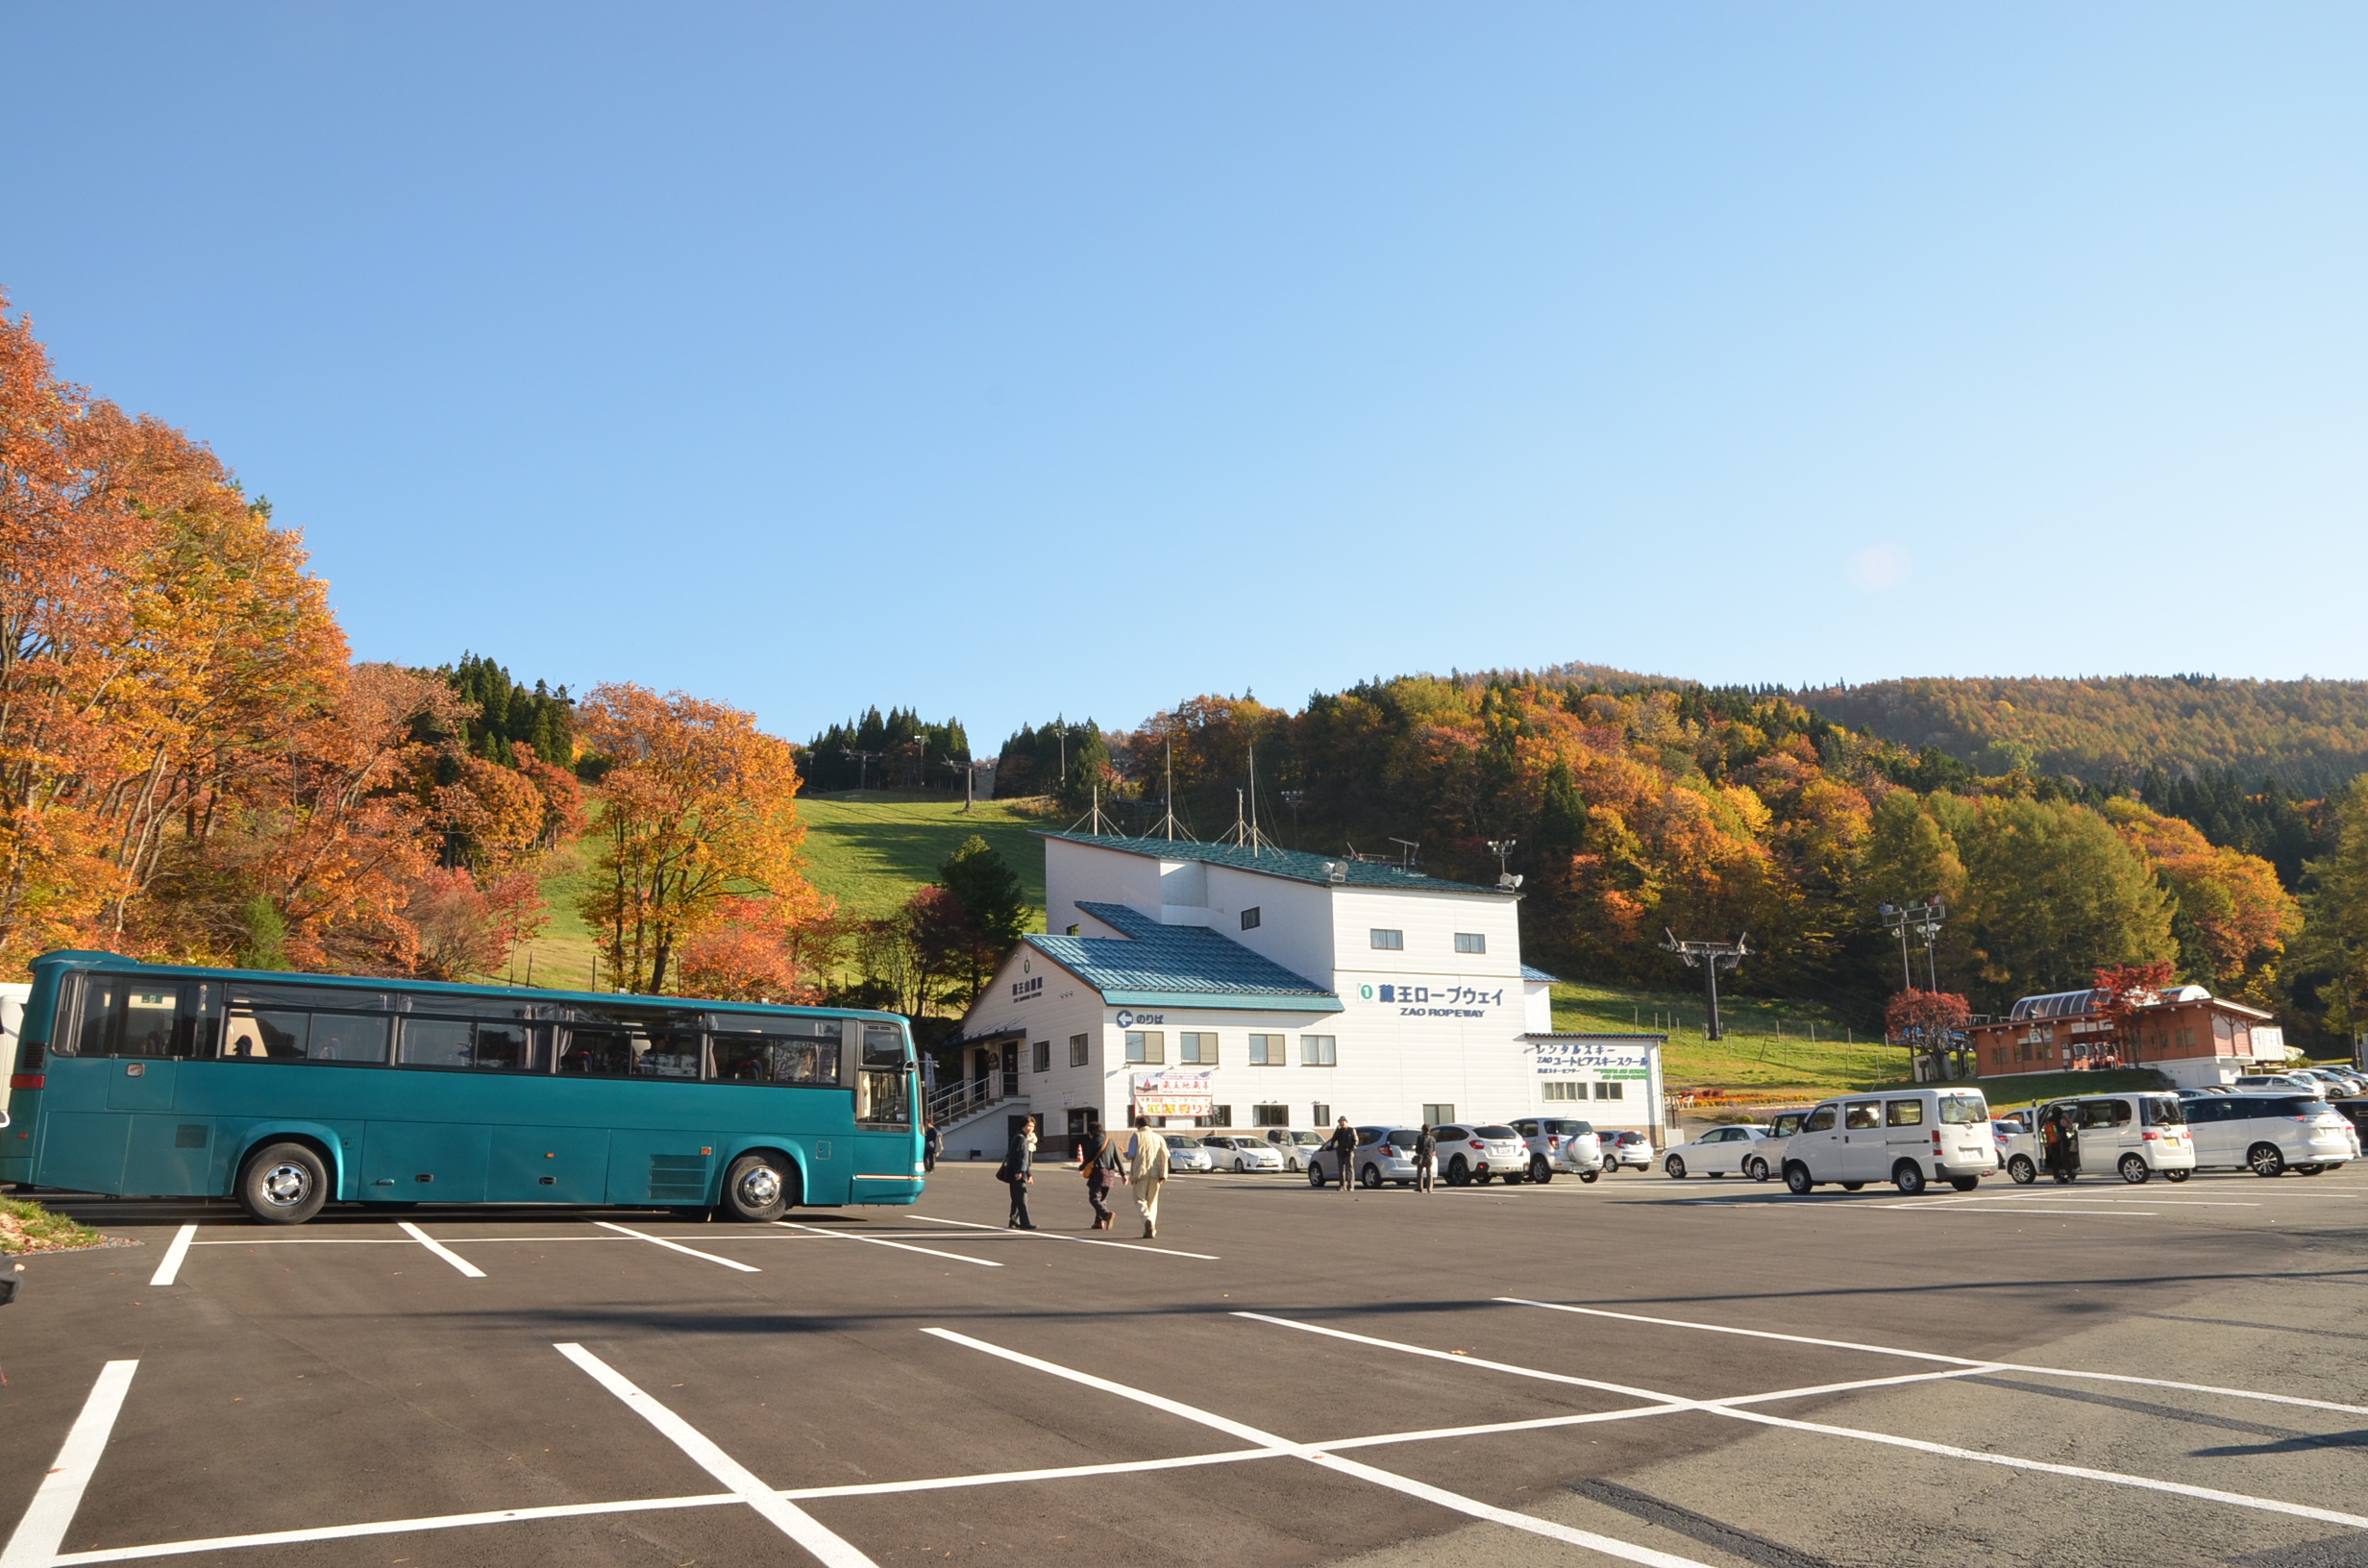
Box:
2182 1093 2356 1177
1782 1088 1993 1195
2000 1093 2195 1185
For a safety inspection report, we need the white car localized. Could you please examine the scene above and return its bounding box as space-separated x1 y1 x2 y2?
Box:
2000 1093 2196 1185
2233 1074 2326 1098
1263 1129 1327 1171
1508 1115 1603 1182
2182 1092 2356 1176
1162 1136 1215 1173
1309 1127 1420 1188
1780 1088 1995 1196
1663 1124 1773 1179
1200 1135 1284 1173
1432 1123 1531 1186
1745 1111 1808 1181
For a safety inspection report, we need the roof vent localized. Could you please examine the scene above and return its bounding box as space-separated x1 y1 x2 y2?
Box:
1322 861 1346 884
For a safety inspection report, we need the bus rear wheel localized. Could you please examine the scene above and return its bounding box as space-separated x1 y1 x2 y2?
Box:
238 1141 328 1226
720 1152 797 1221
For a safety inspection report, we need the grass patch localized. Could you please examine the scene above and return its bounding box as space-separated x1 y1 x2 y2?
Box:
1550 978 1901 1099
0 1196 106 1254
795 792 1051 927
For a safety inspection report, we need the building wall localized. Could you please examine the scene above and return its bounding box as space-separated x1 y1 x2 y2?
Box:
1973 997 2267 1090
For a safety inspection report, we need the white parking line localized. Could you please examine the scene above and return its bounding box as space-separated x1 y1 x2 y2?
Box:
592 1220 762 1273
908 1213 1218 1260
773 1221 1000 1267
1862 1204 2158 1216
0 1360 139 1568
555 1343 874 1566
146 1226 196 1287
397 1221 486 1278
50 1494 740 1565
924 1327 1717 1568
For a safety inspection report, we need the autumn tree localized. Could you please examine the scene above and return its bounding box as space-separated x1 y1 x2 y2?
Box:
1883 988 1973 1078
577 684 812 994
2092 961 2178 1069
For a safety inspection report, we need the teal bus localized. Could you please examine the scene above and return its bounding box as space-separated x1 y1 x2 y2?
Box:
2 950 924 1225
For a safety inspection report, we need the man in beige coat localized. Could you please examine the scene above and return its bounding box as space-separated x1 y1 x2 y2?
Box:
1125 1115 1171 1238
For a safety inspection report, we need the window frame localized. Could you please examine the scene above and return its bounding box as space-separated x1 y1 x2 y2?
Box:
1453 932 1486 954
1369 928 1404 951
1299 1034 1337 1067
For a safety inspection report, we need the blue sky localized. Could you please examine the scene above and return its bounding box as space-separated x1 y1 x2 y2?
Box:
6 5 2363 747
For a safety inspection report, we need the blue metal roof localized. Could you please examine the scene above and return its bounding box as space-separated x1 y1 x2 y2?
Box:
1520 964 1561 985
1025 901 1341 1014
1038 832 1506 896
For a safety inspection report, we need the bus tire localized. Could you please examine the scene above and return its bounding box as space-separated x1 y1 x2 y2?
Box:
720 1151 796 1221
238 1140 329 1226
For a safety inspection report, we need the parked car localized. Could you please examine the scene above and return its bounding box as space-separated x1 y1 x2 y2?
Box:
2183 1093 2356 1176
1263 1129 1327 1171
1780 1088 1994 1196
2298 1067 2367 1098
1508 1116 1604 1182
2233 1073 2326 1097
1745 1111 1808 1181
1662 1124 1773 1179
1599 1130 1654 1172
1199 1135 1284 1173
1162 1136 1215 1173
1420 1123 1530 1186
1308 1127 1419 1188
1999 1093 2196 1185
1990 1114 2029 1170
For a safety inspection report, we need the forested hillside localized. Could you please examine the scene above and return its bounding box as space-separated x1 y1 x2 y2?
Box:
1798 675 2368 797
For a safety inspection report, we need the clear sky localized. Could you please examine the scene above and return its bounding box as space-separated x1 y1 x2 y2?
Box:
6 5 2363 747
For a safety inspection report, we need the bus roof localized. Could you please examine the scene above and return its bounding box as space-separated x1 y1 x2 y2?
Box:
28 949 909 1028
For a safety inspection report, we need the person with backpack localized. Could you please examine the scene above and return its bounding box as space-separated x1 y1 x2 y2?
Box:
1077 1123 1122 1230
1001 1115 1039 1229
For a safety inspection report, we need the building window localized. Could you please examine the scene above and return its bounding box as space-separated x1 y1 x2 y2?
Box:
1248 1033 1285 1066
1542 1082 1586 1101
1593 1081 1623 1100
1997 1046 2010 1066
1370 929 1403 950
1252 1104 1291 1127
1068 1034 1089 1067
1179 1032 1219 1066
1125 1031 1165 1065
1066 923 1080 936
1240 906 1261 930
1311 1102 1331 1126
1031 1040 1050 1073
1422 1103 1454 1125
1454 933 1485 954
1199 1104 1233 1129
1300 1034 1337 1066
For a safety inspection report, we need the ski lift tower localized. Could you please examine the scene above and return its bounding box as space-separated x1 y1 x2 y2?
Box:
1661 929 1749 1041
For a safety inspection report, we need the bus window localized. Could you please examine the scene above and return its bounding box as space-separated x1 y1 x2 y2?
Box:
402 1017 476 1068
714 1033 840 1085
308 1014 390 1064
559 1029 635 1077
855 1065 910 1124
862 1022 905 1068
61 980 175 1058
473 1021 543 1072
634 1030 702 1079
226 1010 310 1060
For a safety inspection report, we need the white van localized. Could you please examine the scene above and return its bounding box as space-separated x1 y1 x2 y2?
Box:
2000 1093 2196 1185
1782 1088 1993 1195
2183 1093 2357 1176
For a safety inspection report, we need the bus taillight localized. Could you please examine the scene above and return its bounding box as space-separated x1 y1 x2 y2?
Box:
9 1074 44 1090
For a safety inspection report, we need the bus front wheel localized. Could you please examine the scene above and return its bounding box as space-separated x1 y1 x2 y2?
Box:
238 1141 328 1226
721 1152 798 1221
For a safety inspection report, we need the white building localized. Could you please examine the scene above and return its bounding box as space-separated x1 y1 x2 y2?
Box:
940 833 1664 1159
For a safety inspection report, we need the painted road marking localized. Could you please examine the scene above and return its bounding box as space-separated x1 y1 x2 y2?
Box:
555 1343 874 1567
772 1221 1000 1266
146 1226 196 1287
51 1495 739 1565
592 1220 762 1273
925 1327 1717 1568
909 1213 1219 1260
0 1360 139 1568
397 1221 486 1278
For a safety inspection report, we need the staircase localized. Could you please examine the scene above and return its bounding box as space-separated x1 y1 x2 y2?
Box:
928 1078 1028 1156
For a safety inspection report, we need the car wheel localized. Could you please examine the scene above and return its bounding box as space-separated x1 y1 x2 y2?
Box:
1949 1176 1980 1191
1447 1157 1471 1188
1579 1170 1599 1184
1893 1161 1926 1196
721 1151 796 1221
1665 1156 1687 1179
237 1140 329 1225
1359 1163 1382 1189
1307 1163 1326 1188
1745 1157 1768 1182
2118 1154 2150 1186
2008 1155 2036 1185
2162 1168 2190 1183
1784 1162 1813 1195
1840 1182 1864 1191
1531 1157 1553 1185
2248 1143 2286 1178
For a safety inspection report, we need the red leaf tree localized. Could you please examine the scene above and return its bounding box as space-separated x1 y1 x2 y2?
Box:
1885 989 1973 1078
2093 961 2178 1069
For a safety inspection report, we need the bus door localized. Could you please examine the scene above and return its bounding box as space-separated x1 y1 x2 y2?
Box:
118 981 226 1196
851 1020 919 1200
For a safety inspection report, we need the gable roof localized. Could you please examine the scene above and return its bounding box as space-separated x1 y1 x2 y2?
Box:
1038 832 1505 897
1023 900 1340 1013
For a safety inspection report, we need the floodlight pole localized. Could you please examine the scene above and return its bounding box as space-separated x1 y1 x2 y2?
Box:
1877 897 1947 992
1661 930 1749 1041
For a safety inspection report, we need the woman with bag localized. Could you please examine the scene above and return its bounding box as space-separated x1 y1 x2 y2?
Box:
1077 1124 1122 1230
1002 1115 1039 1229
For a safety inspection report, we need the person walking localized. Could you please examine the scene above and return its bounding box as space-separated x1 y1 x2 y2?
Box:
1126 1115 1170 1238
1077 1123 1122 1230
1326 1116 1360 1195
1414 1124 1438 1194
923 1118 943 1174
1004 1115 1039 1229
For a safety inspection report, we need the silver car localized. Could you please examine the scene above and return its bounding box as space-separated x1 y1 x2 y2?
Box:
1309 1127 1419 1188
1162 1136 1215 1173
1263 1129 1327 1171
1200 1135 1284 1173
1508 1116 1603 1182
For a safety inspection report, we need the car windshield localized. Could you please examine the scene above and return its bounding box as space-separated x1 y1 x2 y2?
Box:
1937 1092 1989 1125
2138 1095 2186 1126
1476 1125 1518 1139
1294 1132 1324 1145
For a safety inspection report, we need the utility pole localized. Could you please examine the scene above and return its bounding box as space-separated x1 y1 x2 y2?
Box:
1280 789 1304 849
1661 929 1749 1041
1877 898 1947 992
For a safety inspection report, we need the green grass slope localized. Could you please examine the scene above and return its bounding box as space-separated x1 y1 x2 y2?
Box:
795 792 1050 926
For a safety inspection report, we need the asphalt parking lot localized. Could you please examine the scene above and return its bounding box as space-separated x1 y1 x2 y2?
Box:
4 1160 2365 1568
